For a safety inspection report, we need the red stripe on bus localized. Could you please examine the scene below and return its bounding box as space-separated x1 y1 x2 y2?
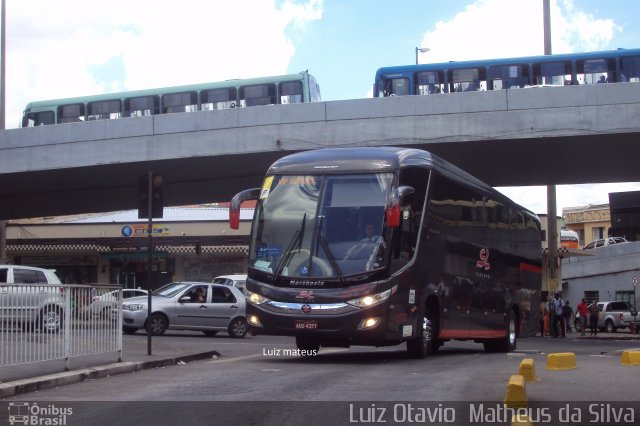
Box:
438 329 507 339
519 262 542 274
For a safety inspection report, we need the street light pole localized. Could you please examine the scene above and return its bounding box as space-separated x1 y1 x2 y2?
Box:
0 0 7 265
415 47 430 65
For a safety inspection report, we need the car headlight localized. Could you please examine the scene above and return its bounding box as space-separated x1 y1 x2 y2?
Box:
123 304 146 312
347 286 396 308
246 290 271 305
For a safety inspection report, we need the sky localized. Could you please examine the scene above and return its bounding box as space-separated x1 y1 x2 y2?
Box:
4 0 640 215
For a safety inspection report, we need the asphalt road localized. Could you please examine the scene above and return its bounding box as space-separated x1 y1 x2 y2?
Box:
3 334 640 425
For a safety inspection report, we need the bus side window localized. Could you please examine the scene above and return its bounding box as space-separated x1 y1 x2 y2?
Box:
391 167 428 273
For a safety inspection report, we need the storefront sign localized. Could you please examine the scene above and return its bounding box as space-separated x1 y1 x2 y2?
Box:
121 224 170 238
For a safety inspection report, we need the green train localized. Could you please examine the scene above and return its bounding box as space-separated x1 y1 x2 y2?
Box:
22 71 321 127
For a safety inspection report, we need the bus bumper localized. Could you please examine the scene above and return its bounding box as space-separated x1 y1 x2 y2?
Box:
246 302 409 346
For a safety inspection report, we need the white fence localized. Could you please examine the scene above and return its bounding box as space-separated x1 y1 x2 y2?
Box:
0 284 122 369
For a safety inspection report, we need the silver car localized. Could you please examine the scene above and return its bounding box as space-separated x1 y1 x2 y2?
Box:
121 282 248 337
90 288 148 316
0 264 64 332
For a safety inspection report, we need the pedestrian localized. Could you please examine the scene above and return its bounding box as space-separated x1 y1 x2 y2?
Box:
589 300 600 336
552 292 565 337
563 300 573 333
537 301 546 337
577 298 589 336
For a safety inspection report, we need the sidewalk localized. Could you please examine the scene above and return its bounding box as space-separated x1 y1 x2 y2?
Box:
0 335 220 399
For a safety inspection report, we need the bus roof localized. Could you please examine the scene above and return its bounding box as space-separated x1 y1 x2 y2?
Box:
267 147 536 218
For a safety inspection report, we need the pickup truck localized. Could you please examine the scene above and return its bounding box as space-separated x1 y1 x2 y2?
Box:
575 301 639 333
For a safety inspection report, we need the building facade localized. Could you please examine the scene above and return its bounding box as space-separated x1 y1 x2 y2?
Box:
5 207 252 290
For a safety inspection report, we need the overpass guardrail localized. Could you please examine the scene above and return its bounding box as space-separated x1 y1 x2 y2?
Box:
0 284 122 369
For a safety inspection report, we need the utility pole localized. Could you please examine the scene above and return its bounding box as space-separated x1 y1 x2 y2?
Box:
543 0 559 294
0 0 7 265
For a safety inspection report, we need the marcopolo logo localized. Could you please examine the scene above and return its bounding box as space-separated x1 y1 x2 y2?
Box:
7 402 73 425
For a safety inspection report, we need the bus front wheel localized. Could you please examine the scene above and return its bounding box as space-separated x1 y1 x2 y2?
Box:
407 313 435 359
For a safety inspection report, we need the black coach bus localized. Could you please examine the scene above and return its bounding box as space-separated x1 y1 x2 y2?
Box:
229 147 542 358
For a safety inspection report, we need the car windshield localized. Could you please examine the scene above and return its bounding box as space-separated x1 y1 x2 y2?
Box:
249 173 394 280
152 282 192 297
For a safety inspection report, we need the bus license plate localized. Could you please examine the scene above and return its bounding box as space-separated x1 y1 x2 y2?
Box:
295 320 318 330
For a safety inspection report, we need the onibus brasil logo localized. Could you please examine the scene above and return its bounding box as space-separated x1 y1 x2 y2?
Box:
8 402 73 425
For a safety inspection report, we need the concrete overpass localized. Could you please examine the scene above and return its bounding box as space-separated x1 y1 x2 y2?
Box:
1 83 640 220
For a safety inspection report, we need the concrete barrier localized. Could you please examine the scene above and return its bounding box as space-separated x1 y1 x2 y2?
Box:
518 358 536 382
545 352 576 370
620 350 640 366
504 374 527 409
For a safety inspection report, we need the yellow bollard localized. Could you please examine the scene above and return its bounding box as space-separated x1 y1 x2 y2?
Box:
504 374 527 409
545 352 576 370
621 350 640 366
518 358 536 382
511 414 532 426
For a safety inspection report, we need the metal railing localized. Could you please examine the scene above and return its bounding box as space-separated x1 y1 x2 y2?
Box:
0 284 122 369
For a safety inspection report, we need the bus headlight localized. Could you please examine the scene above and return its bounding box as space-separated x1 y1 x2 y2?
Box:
347 286 396 308
246 291 271 305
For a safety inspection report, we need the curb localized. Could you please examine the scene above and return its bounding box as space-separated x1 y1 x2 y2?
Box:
0 350 220 399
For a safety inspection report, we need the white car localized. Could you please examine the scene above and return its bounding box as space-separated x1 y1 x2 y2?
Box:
212 274 247 291
90 288 148 316
0 264 64 332
122 282 248 337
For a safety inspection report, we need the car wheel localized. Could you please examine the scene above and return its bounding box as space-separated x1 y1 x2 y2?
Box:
295 336 320 354
147 313 168 335
484 310 517 353
202 330 218 337
407 309 435 359
605 319 616 333
123 326 138 335
228 318 248 338
40 306 63 333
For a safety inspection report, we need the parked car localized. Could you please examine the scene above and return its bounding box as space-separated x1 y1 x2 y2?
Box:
0 264 64 332
122 282 247 337
90 288 148 316
212 274 247 291
582 237 629 250
574 300 638 333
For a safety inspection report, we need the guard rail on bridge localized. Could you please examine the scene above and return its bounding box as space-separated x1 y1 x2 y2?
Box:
0 284 122 369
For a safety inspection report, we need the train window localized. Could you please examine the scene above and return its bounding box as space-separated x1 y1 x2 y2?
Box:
621 56 640 82
161 91 198 113
57 103 85 123
22 111 54 127
87 100 122 121
379 78 410 97
125 96 159 117
487 64 529 90
449 68 486 92
201 88 237 110
415 71 443 94
308 74 322 102
533 61 572 85
239 84 276 107
577 58 615 84
279 81 303 104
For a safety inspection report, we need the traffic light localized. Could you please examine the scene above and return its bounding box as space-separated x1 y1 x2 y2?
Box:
138 173 164 219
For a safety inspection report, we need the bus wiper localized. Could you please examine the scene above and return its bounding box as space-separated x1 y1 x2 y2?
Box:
273 213 306 281
318 233 345 285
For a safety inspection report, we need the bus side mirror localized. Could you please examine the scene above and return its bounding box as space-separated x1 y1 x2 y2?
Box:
229 188 260 229
386 186 415 228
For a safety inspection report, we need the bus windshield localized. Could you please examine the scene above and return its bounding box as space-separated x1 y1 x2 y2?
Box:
249 173 394 280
